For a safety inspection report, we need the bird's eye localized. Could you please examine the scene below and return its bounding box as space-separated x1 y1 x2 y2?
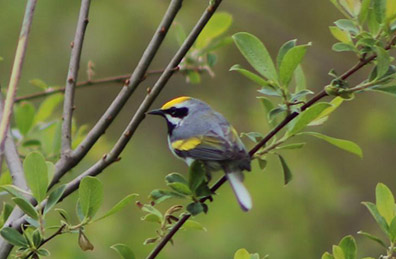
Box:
166 107 188 118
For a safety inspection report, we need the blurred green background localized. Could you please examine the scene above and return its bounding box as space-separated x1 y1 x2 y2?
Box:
1 0 396 258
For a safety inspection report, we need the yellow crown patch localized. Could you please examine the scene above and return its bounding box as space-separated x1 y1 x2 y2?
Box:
161 96 191 110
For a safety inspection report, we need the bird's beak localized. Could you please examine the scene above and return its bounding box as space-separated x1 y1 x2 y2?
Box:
147 109 164 116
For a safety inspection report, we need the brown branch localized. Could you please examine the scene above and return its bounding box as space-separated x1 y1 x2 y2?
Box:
61 0 92 157
48 0 184 188
15 68 184 103
0 0 37 175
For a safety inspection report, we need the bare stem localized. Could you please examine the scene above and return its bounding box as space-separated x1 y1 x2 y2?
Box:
49 0 184 188
61 0 92 158
15 67 197 102
0 0 37 171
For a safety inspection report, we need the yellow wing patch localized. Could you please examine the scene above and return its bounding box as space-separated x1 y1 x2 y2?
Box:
171 137 202 151
161 96 191 110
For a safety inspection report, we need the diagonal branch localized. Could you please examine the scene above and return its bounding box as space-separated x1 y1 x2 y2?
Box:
61 0 92 158
50 0 184 188
8 0 225 234
0 0 37 170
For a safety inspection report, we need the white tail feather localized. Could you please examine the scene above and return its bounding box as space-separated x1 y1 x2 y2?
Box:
227 171 252 211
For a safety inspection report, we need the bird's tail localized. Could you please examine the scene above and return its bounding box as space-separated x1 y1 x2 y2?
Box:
226 170 252 211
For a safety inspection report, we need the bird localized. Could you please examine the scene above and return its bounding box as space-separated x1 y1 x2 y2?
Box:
148 96 252 211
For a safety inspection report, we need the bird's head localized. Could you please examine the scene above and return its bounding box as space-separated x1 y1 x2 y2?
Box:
148 96 201 134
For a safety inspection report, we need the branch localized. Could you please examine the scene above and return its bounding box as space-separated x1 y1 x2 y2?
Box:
61 0 92 158
7 0 224 242
49 0 184 188
146 34 396 259
0 97 29 259
14 67 196 102
0 0 37 171
25 225 66 259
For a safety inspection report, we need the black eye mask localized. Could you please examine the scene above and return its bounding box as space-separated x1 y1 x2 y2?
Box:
165 107 189 118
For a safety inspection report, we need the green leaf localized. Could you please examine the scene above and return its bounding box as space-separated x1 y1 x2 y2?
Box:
278 155 293 185
15 102 35 135
234 248 250 259
240 132 263 143
165 173 188 185
375 47 390 79
55 208 71 223
362 201 389 235
0 185 30 199
141 204 163 220
183 220 207 231
36 248 50 256
257 158 267 170
276 39 296 68
149 189 185 204
357 230 387 248
0 171 12 186
372 85 396 96
322 252 335 259
276 143 306 150
23 151 48 202
329 26 351 43
368 6 381 34
229 64 270 87
373 0 386 23
188 161 206 193
79 176 103 220
300 132 362 158
94 194 138 222
44 185 66 215
257 87 282 97
32 229 42 248
279 43 310 87
186 70 201 84
111 243 135 259
196 12 232 49
376 183 395 224
258 97 276 127
358 0 371 24
0 227 27 247
291 89 313 101
338 235 357 259
332 42 356 52
168 182 192 195
34 94 63 124
232 32 278 81
186 202 204 216
334 19 359 35
29 79 48 90
332 245 345 259
207 53 217 67
389 217 396 242
286 102 332 136
12 197 39 220
0 203 14 228
309 97 343 125
46 161 55 187
141 213 162 224
294 65 307 93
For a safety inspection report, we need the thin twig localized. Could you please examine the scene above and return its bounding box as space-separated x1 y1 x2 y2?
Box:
25 225 66 259
49 0 184 189
0 0 37 171
15 67 191 102
61 0 91 158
